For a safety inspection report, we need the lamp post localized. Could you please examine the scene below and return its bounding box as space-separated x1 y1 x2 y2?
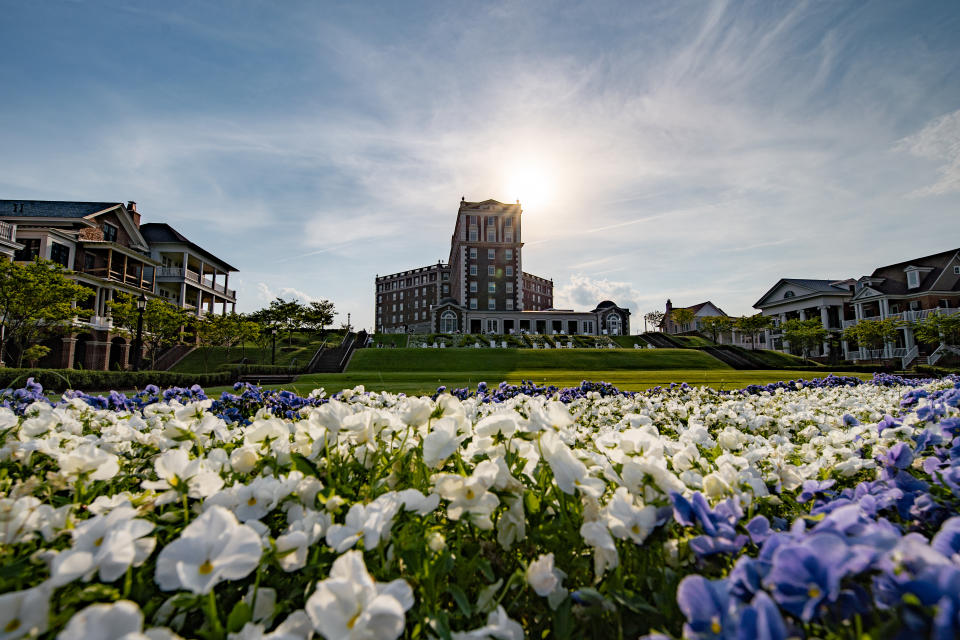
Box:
270 325 277 365
133 293 147 371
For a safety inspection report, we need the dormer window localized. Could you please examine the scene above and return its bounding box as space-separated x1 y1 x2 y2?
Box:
907 270 919 289
783 291 795 299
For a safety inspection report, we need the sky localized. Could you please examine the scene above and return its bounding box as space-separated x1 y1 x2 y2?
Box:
1 0 959 331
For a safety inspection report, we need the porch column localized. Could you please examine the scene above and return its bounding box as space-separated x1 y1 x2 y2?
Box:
779 313 789 353
819 305 830 357
799 309 807 321
879 298 889 320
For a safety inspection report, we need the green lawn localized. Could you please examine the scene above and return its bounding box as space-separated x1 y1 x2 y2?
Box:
347 347 729 372
171 332 341 373
207 368 873 397
728 346 819 368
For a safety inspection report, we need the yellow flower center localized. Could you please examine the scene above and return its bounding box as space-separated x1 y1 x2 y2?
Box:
631 524 641 535
808 585 821 598
169 476 180 488
347 612 361 629
5 619 21 633
198 560 214 575
247 496 257 506
710 618 721 634
94 536 104 547
464 488 475 500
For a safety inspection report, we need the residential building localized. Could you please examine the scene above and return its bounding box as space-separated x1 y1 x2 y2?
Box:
140 223 237 316
0 199 238 369
753 279 855 357
845 248 960 366
375 198 630 335
661 300 754 347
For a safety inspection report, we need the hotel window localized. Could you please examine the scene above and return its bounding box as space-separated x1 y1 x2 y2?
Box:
470 247 477 259
505 249 513 260
442 272 449 281
470 281 477 292
470 265 477 276
377 295 382 303
505 217 512 227
469 226 478 241
940 299 951 308
487 265 495 276
470 298 478 310
486 216 496 225
486 319 498 332
49 242 70 267
506 282 513 293
399 303 403 311
392 304 396 311
487 228 496 242
488 299 496 310
442 284 449 294
488 283 496 293
506 300 513 310
102 223 118 243
14 238 40 261
488 249 495 260
506 266 513 277
505 232 513 242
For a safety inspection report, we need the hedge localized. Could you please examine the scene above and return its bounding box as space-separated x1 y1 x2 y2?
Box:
0 368 233 393
218 364 306 375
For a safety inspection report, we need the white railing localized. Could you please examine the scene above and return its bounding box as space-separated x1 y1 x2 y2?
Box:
89 315 113 329
901 345 919 369
0 222 15 242
157 267 184 277
929 345 946 366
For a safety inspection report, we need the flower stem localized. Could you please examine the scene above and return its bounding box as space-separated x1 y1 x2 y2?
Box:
205 589 224 639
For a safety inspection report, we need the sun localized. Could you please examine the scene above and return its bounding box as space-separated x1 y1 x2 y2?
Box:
504 164 553 213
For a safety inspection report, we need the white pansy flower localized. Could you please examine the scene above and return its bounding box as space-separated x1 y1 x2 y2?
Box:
57 443 120 482
422 417 462 468
155 506 262 594
0 584 50 639
305 550 413 640
51 506 155 586
451 606 523 640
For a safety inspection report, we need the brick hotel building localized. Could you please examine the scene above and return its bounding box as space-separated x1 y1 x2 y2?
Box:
375 198 629 336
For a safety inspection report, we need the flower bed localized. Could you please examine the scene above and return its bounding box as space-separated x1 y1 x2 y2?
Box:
1 373 959 639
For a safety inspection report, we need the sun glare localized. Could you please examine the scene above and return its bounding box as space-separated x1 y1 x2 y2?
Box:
505 165 553 213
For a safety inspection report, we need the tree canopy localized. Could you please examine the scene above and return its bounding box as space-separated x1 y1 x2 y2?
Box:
734 314 774 350
842 318 899 352
782 318 828 360
700 315 733 343
0 258 94 367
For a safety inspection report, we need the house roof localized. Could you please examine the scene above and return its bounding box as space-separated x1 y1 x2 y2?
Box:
140 223 238 272
0 200 122 219
753 278 853 308
858 248 960 296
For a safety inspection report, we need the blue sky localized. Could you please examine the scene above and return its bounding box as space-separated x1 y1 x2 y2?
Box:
2 1 959 330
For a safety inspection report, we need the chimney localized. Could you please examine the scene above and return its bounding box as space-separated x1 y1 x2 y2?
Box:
665 299 673 333
127 201 140 227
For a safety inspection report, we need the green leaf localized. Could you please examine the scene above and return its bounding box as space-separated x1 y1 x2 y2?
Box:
524 489 540 515
290 452 321 478
447 584 472 617
227 601 253 633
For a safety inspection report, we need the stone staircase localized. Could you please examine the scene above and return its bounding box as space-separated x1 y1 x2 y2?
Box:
640 332 684 348
307 331 368 373
153 344 195 371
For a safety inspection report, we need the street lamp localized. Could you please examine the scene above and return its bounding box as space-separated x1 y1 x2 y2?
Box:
269 325 277 365
133 293 147 371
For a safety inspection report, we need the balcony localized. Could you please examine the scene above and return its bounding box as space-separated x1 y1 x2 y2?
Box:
0 222 15 243
156 267 236 299
80 267 153 291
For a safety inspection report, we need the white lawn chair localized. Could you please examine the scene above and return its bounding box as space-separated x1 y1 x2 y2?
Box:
501 341 507 348
490 340 497 348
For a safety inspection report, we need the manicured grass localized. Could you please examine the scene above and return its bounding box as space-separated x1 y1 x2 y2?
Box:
370 334 409 348
671 335 716 348
346 347 730 372
171 331 342 373
610 335 651 348
206 369 873 397
729 346 818 368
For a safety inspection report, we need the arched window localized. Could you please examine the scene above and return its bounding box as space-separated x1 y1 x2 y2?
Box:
783 291 795 299
607 313 622 336
440 310 458 334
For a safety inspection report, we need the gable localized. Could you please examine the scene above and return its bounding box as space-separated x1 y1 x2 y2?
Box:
85 206 148 250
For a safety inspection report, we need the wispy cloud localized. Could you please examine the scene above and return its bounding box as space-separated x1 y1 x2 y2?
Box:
897 109 960 197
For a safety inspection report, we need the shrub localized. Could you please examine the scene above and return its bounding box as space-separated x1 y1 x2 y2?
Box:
0 368 232 392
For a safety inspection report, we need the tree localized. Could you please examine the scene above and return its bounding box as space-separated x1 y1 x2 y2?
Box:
249 298 306 345
644 310 665 332
734 314 774 350
108 294 192 369
700 315 733 343
912 311 960 346
0 258 94 367
842 318 899 355
782 318 828 361
301 300 336 333
23 344 51 368
671 308 695 333
237 317 261 361
194 313 241 373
